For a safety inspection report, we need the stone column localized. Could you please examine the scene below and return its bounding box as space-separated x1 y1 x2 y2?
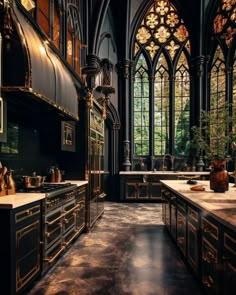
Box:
117 59 131 171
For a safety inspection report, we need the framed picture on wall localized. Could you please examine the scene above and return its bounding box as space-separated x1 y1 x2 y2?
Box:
61 121 76 152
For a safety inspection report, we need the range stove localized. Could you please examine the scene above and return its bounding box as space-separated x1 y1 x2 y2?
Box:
17 181 85 274
17 183 78 211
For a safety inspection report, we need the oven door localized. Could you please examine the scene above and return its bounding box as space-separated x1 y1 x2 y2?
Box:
44 206 63 250
63 199 76 234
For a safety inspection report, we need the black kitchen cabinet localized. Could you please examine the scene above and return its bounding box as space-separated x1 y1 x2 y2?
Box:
0 201 42 295
120 175 162 201
87 109 106 231
187 205 201 276
161 181 236 295
221 228 236 295
42 184 86 274
201 216 221 294
176 198 187 256
161 187 171 232
120 173 209 201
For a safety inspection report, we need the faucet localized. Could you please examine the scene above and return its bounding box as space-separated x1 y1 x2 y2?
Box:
162 154 175 171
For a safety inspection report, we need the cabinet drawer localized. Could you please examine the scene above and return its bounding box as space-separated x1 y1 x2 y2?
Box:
188 206 199 223
224 233 236 255
202 217 219 241
15 204 41 224
177 198 186 213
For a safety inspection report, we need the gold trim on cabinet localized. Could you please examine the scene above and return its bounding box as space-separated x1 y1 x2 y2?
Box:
202 217 219 241
16 221 40 292
15 205 40 223
187 221 198 270
202 237 218 264
188 207 198 223
224 233 236 255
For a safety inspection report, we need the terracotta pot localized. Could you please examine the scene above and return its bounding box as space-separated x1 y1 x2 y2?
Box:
209 160 229 192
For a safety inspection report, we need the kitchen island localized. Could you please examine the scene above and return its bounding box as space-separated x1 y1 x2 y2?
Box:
161 180 236 295
120 171 209 201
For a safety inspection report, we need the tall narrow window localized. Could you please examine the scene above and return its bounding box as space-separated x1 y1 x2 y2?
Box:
133 54 149 156
209 0 236 157
154 53 169 155
210 46 226 151
38 0 50 36
67 20 73 66
67 3 81 75
175 52 190 155
133 0 190 158
233 54 236 133
53 2 61 49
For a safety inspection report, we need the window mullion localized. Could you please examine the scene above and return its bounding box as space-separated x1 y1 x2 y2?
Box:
150 74 155 157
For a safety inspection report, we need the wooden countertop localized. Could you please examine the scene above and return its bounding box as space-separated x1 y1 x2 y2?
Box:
0 180 88 209
160 180 236 231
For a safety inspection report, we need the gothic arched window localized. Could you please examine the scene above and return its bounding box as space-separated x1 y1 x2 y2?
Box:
210 0 236 150
133 0 190 157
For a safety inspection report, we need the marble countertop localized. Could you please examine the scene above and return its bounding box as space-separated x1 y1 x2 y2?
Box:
0 193 45 209
0 180 88 209
120 171 210 175
65 180 88 186
160 180 236 231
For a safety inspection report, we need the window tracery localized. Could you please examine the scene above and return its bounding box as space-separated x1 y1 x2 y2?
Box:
133 0 190 157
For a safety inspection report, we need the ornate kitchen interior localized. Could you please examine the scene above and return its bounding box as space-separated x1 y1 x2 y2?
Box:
0 0 236 294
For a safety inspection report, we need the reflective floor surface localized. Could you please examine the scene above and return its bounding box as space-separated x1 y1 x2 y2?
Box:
26 202 203 295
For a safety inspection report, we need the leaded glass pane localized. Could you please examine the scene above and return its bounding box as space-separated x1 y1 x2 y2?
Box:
174 52 190 155
134 54 149 156
210 45 226 151
233 58 236 133
132 0 190 158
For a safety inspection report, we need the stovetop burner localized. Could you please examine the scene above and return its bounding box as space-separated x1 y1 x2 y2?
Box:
17 182 75 194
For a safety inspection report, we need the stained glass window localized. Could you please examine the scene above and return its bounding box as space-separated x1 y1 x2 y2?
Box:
174 52 190 155
233 55 236 133
133 0 190 157
208 0 236 160
67 2 82 75
133 54 149 155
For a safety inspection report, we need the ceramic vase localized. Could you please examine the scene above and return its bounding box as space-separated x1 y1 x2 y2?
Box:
209 160 229 193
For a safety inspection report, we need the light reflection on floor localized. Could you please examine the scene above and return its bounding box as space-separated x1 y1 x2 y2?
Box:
26 202 202 295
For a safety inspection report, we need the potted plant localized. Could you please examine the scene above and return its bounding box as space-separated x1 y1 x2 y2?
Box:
191 104 236 192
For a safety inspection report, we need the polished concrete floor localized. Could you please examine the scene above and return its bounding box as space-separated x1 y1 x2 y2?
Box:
27 202 203 295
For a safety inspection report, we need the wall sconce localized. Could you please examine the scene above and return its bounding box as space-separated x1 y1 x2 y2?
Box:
21 0 36 12
96 85 115 119
96 59 115 120
80 54 101 111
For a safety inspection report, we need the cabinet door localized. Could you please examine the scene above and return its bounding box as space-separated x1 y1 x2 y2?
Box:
15 202 41 294
176 210 186 255
201 237 220 294
187 221 199 274
138 183 149 199
222 232 236 294
201 217 220 294
149 183 162 199
16 220 41 293
170 198 177 240
187 206 200 276
126 183 138 199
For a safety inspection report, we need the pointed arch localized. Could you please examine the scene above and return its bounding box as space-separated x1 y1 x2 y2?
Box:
131 0 191 157
133 54 150 156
